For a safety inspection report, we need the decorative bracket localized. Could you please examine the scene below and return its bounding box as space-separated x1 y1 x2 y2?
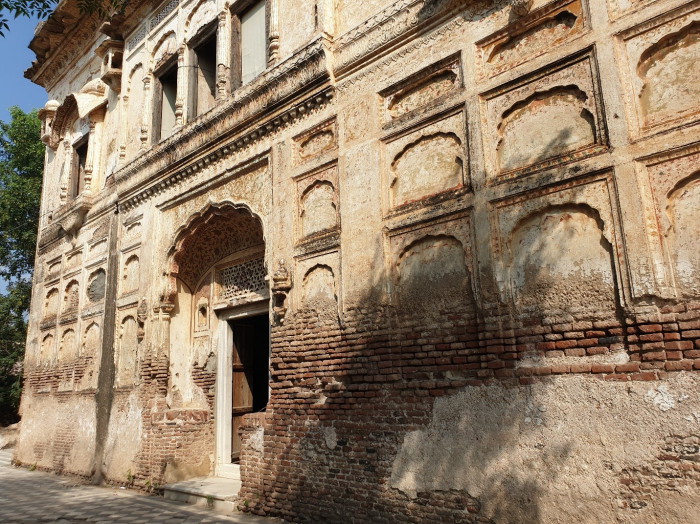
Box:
136 298 148 342
271 260 292 324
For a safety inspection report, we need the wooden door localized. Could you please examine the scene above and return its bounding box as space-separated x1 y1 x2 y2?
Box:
230 314 270 461
231 328 253 461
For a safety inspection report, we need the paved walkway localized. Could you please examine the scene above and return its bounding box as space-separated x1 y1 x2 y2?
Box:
0 449 280 523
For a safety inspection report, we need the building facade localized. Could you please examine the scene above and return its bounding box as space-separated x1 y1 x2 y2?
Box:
16 0 700 521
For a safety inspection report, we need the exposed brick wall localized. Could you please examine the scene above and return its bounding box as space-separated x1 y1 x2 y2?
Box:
619 435 700 510
129 351 215 487
239 412 269 509
235 302 700 523
21 341 217 486
23 355 96 394
21 299 700 515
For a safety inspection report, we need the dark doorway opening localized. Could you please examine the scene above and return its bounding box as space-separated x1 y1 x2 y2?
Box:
230 313 269 462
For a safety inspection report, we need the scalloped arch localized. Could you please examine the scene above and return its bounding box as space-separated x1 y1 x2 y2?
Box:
185 0 218 36
165 201 266 298
152 30 178 67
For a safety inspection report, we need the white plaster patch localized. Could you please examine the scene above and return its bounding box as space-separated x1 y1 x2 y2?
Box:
249 426 264 453
389 374 700 523
645 385 676 411
683 413 700 423
322 426 337 450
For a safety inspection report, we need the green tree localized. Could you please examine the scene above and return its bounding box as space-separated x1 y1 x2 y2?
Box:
0 0 126 36
0 107 43 424
0 0 54 36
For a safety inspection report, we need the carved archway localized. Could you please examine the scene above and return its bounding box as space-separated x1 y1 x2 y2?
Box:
163 202 266 306
163 201 270 479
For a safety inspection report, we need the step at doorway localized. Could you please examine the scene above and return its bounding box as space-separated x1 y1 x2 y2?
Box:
162 469 241 514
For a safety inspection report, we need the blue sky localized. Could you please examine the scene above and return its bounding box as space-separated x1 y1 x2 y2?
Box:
0 15 48 122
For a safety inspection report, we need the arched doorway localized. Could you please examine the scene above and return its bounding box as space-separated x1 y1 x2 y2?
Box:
167 203 270 479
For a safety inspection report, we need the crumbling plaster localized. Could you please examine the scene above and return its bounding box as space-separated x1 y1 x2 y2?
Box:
391 373 700 524
16 0 700 520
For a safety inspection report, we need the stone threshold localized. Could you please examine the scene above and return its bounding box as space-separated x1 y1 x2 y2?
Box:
163 471 242 514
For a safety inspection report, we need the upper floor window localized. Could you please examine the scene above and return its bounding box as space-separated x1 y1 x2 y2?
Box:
234 0 267 87
153 60 178 142
189 24 218 119
71 136 88 198
145 0 270 141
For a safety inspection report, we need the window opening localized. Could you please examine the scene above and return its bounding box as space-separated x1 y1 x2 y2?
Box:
154 63 178 142
111 51 123 70
237 0 267 86
72 136 88 198
191 31 218 118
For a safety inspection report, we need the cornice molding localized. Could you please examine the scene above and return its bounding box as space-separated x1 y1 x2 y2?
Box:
333 0 492 78
25 0 144 88
119 88 333 212
26 14 102 89
336 14 467 95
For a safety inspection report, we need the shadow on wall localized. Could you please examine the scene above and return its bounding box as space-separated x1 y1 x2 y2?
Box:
236 2 592 522
496 90 598 174
388 385 574 523
249 231 573 523
506 202 621 321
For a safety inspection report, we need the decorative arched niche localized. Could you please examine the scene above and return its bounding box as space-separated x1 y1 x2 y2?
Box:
63 280 80 314
506 204 618 317
44 288 59 319
122 254 140 295
83 322 101 356
390 132 464 208
637 21 700 128
302 265 338 312
40 333 55 366
395 234 474 315
300 180 338 237
496 85 596 173
487 10 580 69
59 328 77 362
665 172 700 297
75 322 100 391
57 329 77 391
116 316 139 387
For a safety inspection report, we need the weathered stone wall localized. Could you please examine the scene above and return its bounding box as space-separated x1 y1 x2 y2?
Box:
17 0 700 521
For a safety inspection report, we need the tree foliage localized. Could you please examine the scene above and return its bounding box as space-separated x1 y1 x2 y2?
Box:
0 0 54 36
0 0 126 36
0 107 43 424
